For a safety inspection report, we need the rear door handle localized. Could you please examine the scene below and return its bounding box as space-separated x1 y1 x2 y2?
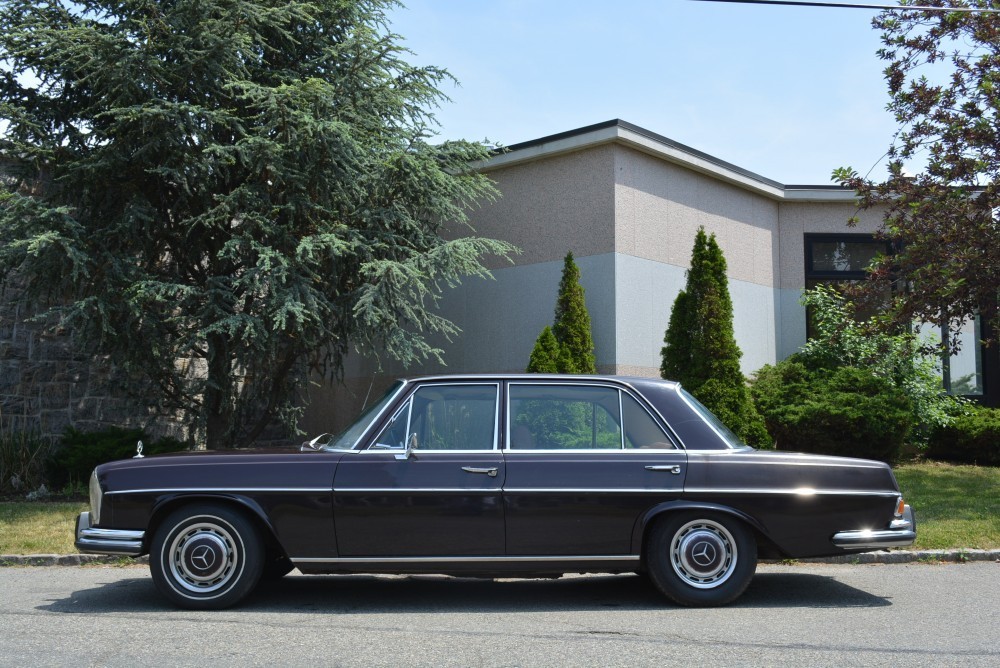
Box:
645 465 682 475
462 466 498 478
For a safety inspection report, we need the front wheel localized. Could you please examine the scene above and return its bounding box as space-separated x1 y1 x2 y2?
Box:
645 512 757 607
150 504 264 610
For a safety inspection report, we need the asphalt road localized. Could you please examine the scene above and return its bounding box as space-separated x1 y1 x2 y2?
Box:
1 562 997 667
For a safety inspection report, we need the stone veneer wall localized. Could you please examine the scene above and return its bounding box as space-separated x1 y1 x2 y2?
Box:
1 279 302 448
0 279 201 443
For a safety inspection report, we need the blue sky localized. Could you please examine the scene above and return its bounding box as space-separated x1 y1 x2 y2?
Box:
388 0 898 185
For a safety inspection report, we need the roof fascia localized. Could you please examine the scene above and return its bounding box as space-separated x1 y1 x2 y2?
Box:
475 120 857 203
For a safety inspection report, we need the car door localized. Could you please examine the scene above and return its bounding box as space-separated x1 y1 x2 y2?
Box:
332 382 505 557
502 381 687 556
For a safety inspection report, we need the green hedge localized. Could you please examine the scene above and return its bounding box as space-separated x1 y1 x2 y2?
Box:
0 428 52 495
751 361 913 463
927 408 1000 466
47 427 189 489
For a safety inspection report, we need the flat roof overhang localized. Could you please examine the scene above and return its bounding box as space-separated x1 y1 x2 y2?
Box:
475 119 858 204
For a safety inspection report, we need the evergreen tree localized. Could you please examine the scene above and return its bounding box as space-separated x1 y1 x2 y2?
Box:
552 252 597 374
526 326 560 373
0 1 515 449
661 228 770 447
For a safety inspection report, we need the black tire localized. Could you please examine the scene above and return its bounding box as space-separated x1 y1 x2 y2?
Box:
644 511 757 607
150 504 264 610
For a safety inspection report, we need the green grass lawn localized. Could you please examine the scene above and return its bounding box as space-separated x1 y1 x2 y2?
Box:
0 463 996 555
894 462 1000 550
0 502 88 555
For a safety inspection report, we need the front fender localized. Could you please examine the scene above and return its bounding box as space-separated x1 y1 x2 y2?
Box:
145 493 279 551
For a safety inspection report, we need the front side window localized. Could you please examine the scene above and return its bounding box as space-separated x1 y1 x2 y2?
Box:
327 381 405 450
370 384 499 451
508 384 673 450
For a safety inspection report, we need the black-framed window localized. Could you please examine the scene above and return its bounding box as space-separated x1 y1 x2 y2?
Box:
805 234 890 282
804 234 891 339
803 234 994 402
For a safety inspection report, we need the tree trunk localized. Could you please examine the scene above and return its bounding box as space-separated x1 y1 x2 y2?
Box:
204 334 233 450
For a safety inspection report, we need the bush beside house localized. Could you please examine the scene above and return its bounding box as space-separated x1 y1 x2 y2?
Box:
927 408 1000 466
751 360 913 463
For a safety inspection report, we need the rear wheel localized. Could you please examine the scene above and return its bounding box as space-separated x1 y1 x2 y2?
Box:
645 511 757 607
150 504 264 610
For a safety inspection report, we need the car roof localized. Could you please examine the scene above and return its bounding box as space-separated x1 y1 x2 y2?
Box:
403 373 682 391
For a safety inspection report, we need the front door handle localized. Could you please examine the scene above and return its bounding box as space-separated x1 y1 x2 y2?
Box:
462 466 498 478
645 465 682 475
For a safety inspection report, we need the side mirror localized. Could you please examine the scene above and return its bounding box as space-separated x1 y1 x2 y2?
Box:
394 432 418 460
301 433 331 452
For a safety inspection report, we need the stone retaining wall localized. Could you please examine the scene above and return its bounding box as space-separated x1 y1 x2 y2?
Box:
0 282 187 442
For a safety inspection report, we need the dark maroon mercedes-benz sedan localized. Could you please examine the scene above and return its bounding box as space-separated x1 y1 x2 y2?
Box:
75 374 915 609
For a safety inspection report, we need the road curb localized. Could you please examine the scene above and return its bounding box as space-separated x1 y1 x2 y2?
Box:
788 549 1000 564
2 550 998 567
0 554 149 566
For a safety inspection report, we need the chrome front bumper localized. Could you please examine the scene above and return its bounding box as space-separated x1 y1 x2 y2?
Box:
832 505 916 550
75 512 146 556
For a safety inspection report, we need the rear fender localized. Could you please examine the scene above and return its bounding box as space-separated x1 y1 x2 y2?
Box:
632 500 768 555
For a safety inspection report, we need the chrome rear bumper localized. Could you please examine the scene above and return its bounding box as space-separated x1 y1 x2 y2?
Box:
832 505 916 550
75 512 145 556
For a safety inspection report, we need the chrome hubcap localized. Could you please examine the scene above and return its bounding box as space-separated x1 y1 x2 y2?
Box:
167 521 240 594
670 520 737 589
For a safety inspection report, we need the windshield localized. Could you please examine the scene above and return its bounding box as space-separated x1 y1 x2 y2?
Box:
679 388 747 449
325 381 405 450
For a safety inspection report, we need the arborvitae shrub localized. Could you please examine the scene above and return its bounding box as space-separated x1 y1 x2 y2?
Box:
661 228 769 447
553 252 596 374
526 326 560 373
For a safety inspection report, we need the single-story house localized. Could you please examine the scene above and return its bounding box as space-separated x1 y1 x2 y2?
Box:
302 119 997 434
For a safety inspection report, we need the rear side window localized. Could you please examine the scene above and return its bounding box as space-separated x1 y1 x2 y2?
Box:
508 384 673 450
621 394 675 449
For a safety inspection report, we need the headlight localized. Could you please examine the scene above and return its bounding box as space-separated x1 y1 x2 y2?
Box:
89 470 103 525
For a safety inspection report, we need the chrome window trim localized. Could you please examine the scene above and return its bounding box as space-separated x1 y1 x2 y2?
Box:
335 488 500 494
501 488 681 494
356 449 506 456
333 379 409 451
505 380 679 451
291 555 640 564
673 384 737 449
501 448 683 455
618 390 625 450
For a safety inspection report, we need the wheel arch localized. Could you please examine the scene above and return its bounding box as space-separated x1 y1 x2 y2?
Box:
146 493 285 558
633 500 771 563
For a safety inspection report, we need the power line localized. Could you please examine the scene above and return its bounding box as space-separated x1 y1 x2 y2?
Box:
691 0 1000 13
